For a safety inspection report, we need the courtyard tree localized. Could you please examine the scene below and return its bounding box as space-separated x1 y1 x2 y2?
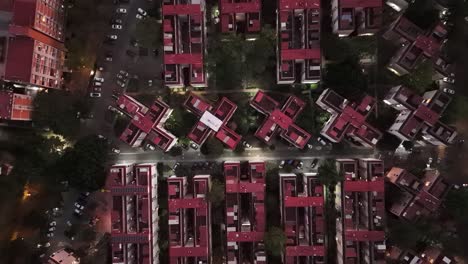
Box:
264 227 287 257
207 179 225 208
317 159 343 186
200 138 224 156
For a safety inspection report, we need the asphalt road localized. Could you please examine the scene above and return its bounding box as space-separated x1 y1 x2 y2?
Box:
84 0 158 137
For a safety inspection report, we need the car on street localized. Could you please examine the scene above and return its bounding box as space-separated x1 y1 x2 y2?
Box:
443 88 455 94
190 143 199 150
310 158 319 168
136 13 144 19
173 163 180 170
48 227 56 232
46 232 54 238
148 79 153 87
105 56 113 62
116 8 127 13
73 210 83 217
116 73 125 79
119 70 129 77
66 220 72 227
317 137 327 146
443 77 455 84
116 79 126 88
112 18 123 24
137 8 147 16
107 34 118 40
93 87 101 92
144 143 155 151
279 160 285 169
49 221 57 226
112 24 123 29
130 39 139 47
112 148 121 154
74 203 84 210
94 77 104 82
242 141 252 148
90 92 101 98
94 81 103 86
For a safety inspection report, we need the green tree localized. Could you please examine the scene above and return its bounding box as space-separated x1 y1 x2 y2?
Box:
324 58 368 98
165 108 197 137
52 135 109 190
200 138 224 156
443 188 468 221
401 60 434 93
264 227 287 257
207 179 225 208
169 146 183 157
33 91 91 139
317 159 343 186
135 17 161 48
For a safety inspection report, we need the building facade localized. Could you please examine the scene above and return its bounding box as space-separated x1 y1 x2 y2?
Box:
384 86 457 146
168 175 212 264
277 0 321 84
335 159 386 264
0 90 33 121
332 0 382 37
224 161 266 264
107 164 159 264
250 90 312 149
316 89 382 148
163 0 207 88
2 0 66 89
279 172 326 263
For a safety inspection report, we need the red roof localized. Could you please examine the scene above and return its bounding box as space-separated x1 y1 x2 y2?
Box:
286 245 325 256
345 230 385 241
281 48 321 60
0 0 13 11
226 182 264 193
4 37 34 83
163 4 201 15
10 93 33 121
9 25 64 50
226 232 263 242
164 53 203 65
344 179 384 192
279 0 320 10
414 105 439 126
339 0 382 8
168 198 206 210
220 0 260 14
284 196 324 207
414 35 440 57
0 91 12 120
170 246 208 257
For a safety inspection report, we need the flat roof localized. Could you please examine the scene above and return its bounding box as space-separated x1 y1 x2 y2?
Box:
200 111 223 132
10 93 33 120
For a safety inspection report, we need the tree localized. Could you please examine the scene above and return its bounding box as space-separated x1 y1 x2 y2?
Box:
165 108 197 137
317 159 343 186
51 135 109 190
264 227 287 257
443 189 468 221
401 60 434 93
135 17 161 48
200 138 224 156
169 146 183 157
207 179 225 208
324 58 368 98
33 91 91 139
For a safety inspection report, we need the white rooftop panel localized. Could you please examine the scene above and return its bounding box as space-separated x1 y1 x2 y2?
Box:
200 111 223 132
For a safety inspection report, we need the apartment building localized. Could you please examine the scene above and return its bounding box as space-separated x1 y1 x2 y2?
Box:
219 0 261 34
107 164 159 264
316 89 382 148
277 0 321 84
335 159 386 264
250 90 312 149
163 0 207 88
332 0 382 37
168 175 212 264
384 86 457 146
279 172 326 263
116 94 178 152
225 161 266 264
183 93 242 149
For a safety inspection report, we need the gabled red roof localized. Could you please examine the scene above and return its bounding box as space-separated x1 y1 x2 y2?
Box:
162 4 201 15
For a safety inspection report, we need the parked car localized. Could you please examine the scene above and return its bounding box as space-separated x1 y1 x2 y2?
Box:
90 92 101 98
279 160 285 169
105 55 113 62
112 148 121 154
48 227 56 232
49 221 57 226
116 8 127 13
113 18 123 24
107 34 118 40
94 77 104 82
94 81 102 86
112 24 122 29
144 143 155 151
93 87 102 92
190 143 199 150
310 158 319 168
136 13 144 19
137 8 147 16
116 79 126 88
74 203 84 210
119 70 129 77
130 39 139 47
443 77 455 84
46 232 54 238
317 137 327 146
173 163 180 170
242 141 252 148
443 88 455 94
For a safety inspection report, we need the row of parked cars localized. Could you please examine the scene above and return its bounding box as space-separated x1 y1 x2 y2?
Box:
90 76 104 98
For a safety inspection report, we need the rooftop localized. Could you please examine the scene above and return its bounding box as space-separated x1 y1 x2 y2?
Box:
0 90 33 121
250 90 311 149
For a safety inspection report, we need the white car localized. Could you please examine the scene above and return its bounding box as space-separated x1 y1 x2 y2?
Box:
74 202 84 210
108 35 118 40
443 88 455 94
117 80 126 88
48 227 56 232
46 233 54 238
111 148 121 154
443 77 455 84
49 221 57 226
242 141 252 148
119 70 129 77
94 81 102 86
317 137 327 146
112 24 122 29
116 8 127 13
44 242 51 248
137 8 147 16
66 220 72 227
94 77 104 82
90 92 101 98
105 56 113 62
136 13 144 19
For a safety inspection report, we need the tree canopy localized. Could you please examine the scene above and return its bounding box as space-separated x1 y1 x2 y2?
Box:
51 135 109 191
401 60 434 93
264 227 287 256
207 179 225 208
206 27 276 89
33 91 91 139
317 159 343 186
200 138 224 156
135 17 161 48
